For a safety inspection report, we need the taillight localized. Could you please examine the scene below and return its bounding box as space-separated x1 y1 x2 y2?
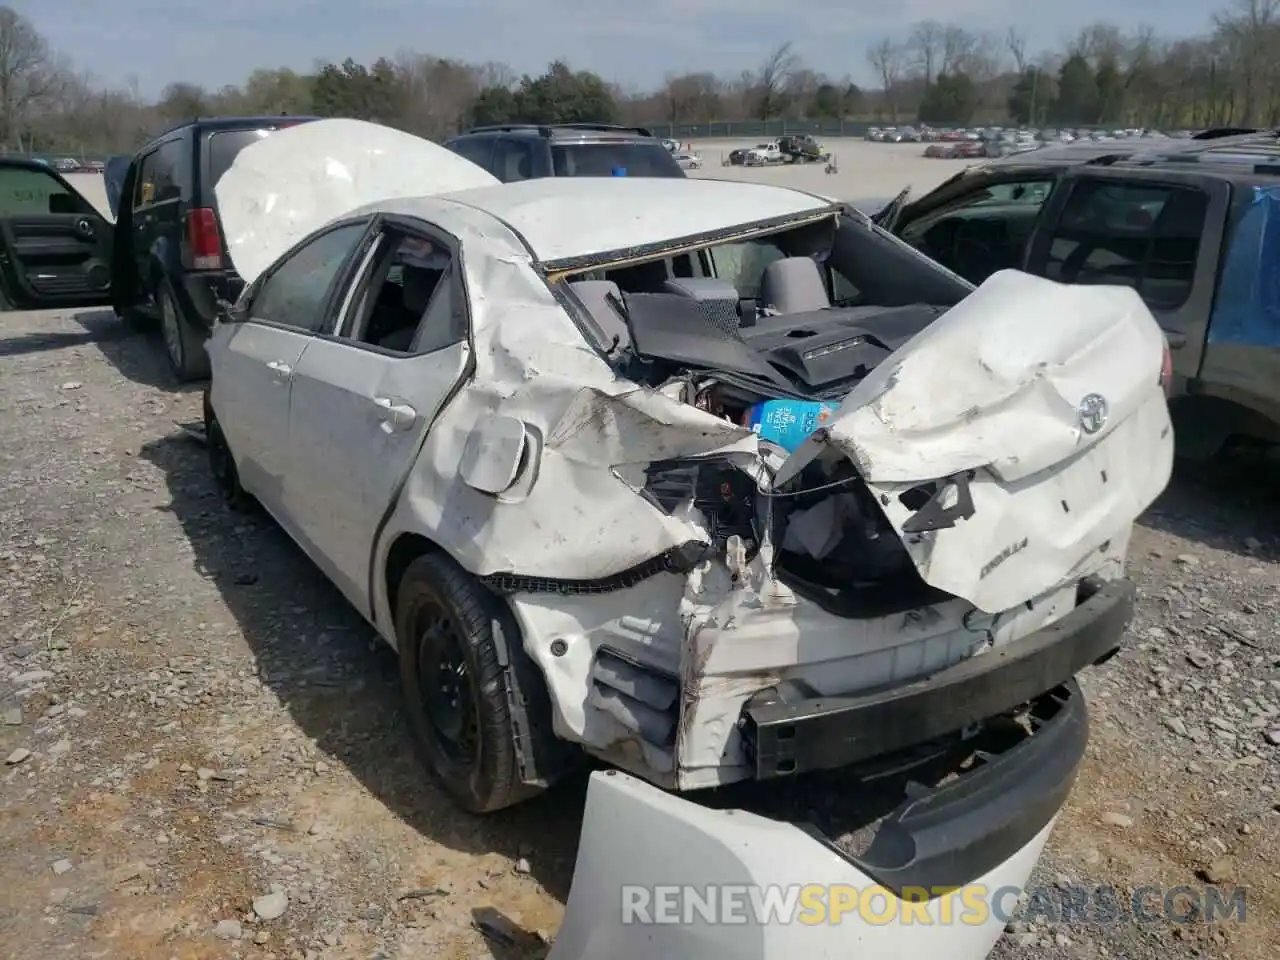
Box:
1159 338 1174 396
185 207 223 270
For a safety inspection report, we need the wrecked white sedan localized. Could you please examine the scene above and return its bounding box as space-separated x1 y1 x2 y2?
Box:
205 119 1173 958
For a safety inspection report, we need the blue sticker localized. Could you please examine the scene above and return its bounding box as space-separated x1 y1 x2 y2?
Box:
747 399 836 452
1208 185 1280 347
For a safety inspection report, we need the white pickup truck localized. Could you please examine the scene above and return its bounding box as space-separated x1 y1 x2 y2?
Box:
745 141 783 165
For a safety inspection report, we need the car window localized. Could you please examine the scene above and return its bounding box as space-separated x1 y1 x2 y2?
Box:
251 223 368 332
0 165 76 215
208 128 276 187
446 137 495 172
491 137 536 182
974 181 1052 206
550 142 684 178
708 239 787 298
901 178 1053 245
1041 180 1208 311
343 230 464 353
134 140 184 208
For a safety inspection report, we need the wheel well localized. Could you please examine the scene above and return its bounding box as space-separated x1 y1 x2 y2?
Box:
1171 394 1280 460
381 531 582 788
383 532 442 623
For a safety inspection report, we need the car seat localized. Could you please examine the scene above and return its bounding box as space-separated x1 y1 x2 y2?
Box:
378 265 441 351
570 280 630 351
758 257 831 314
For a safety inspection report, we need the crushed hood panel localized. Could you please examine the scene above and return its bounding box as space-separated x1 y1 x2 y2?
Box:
214 118 499 284
822 269 1169 484
782 270 1174 612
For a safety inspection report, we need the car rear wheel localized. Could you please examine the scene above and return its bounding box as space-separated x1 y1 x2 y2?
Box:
159 282 211 383
396 552 537 813
203 392 252 511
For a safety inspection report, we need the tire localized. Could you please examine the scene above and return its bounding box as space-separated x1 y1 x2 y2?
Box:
396 552 536 813
203 392 253 511
115 304 156 332
159 281 211 383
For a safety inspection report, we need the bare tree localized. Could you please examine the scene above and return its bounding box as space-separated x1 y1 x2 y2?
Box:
867 38 905 121
1007 28 1028 72
0 6 57 149
156 82 208 125
1214 0 1280 124
941 26 977 75
754 41 798 120
909 20 944 86
662 72 722 125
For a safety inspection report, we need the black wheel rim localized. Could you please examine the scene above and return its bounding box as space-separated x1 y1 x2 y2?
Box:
415 603 477 763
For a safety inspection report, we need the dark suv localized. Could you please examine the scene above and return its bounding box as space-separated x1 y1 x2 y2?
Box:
873 130 1280 457
105 116 316 381
443 123 685 181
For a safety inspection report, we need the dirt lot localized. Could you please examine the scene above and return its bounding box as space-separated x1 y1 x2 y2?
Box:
2 301 1279 960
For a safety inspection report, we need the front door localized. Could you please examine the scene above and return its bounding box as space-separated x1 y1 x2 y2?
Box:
206 219 372 521
126 139 186 312
1025 169 1231 381
0 161 113 309
282 223 470 613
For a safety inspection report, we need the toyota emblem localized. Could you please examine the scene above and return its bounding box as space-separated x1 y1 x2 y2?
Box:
1077 393 1109 435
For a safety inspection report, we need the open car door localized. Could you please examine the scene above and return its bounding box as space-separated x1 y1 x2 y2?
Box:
869 186 911 231
0 159 113 310
104 155 131 220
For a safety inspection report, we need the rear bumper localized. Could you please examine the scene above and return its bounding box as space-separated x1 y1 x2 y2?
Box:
550 766 1057 960
741 576 1133 780
180 271 243 330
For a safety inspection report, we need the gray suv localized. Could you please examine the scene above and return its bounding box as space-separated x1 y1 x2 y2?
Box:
443 123 685 181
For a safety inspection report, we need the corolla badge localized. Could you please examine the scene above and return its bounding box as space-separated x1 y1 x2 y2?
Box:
1077 393 1109 434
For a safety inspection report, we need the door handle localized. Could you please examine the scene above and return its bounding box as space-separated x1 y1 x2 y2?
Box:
266 360 292 376
1163 330 1187 350
373 396 417 430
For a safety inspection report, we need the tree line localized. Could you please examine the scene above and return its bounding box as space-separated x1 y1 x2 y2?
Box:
1 0 1276 155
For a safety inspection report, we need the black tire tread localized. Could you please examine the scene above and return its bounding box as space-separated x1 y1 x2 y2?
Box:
161 282 211 382
396 552 535 813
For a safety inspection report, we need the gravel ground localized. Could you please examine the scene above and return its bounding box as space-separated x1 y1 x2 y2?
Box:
2 301 1278 960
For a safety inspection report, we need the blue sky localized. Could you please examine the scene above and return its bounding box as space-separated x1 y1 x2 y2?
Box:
20 0 1216 98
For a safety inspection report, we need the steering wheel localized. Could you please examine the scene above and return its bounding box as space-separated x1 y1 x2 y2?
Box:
949 230 998 283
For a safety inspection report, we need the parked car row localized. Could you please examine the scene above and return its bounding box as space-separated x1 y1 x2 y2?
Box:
868 124 1199 145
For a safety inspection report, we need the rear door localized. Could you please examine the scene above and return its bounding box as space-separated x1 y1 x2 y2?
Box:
281 217 472 613
1024 167 1230 381
0 160 113 309
207 218 373 523
128 137 188 308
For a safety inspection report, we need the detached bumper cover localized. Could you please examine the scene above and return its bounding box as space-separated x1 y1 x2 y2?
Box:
550 656 1104 957
550 766 1060 960
742 576 1133 779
